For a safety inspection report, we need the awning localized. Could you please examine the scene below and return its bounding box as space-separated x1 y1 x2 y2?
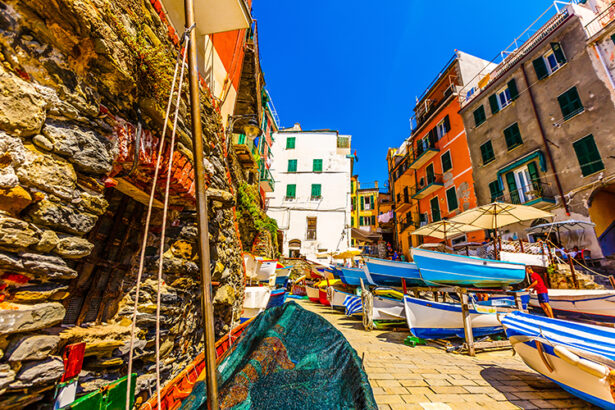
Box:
350 228 382 243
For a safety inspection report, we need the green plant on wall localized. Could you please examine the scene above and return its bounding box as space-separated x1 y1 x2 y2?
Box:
236 182 278 254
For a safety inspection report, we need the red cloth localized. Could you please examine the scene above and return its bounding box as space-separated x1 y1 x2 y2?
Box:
530 272 548 294
61 342 85 382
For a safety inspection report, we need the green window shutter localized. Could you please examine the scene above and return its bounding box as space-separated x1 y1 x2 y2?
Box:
360 196 364 210
313 159 322 172
551 42 566 65
443 115 451 133
287 159 297 172
573 134 605 176
446 187 458 212
532 57 549 80
371 215 376 225
311 184 321 197
473 106 486 127
370 195 375 209
527 161 541 191
480 141 495 164
489 94 500 114
430 197 441 222
488 180 502 201
558 87 583 120
286 137 295 149
286 184 296 198
504 123 522 150
441 151 452 172
612 33 615 44
351 216 354 227
505 173 519 204
507 79 519 101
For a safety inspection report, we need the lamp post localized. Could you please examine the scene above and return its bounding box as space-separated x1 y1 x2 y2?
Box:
225 114 263 152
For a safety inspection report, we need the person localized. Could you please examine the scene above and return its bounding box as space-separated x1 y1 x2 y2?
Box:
400 254 406 262
392 251 399 261
526 267 553 318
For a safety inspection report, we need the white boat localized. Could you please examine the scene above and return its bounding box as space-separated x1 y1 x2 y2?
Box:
242 287 271 318
242 254 278 286
529 289 615 323
327 287 354 311
503 311 615 409
371 295 405 321
275 265 292 287
403 295 502 339
306 285 320 303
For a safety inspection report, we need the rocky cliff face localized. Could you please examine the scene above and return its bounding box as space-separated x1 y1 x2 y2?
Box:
0 0 251 407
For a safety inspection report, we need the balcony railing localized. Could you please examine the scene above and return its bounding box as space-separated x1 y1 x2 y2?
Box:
409 140 439 170
492 181 556 208
412 173 444 199
259 162 274 192
232 133 258 166
585 2 615 38
395 191 411 210
399 213 419 233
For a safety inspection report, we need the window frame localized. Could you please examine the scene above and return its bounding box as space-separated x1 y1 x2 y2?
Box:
287 159 297 173
310 183 322 199
473 105 486 127
503 123 523 151
445 186 458 213
558 86 584 121
480 140 496 165
497 87 512 110
572 134 605 177
544 51 562 75
286 137 296 149
440 150 453 173
285 184 296 199
313 159 323 172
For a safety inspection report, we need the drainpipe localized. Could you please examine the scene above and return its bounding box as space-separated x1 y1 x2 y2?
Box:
520 64 570 215
593 43 615 90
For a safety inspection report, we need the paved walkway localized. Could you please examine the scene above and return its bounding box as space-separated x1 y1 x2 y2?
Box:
296 299 595 409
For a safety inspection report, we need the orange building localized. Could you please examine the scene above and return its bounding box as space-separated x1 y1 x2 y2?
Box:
388 51 492 259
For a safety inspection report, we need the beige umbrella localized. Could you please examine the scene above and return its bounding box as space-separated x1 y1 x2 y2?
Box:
449 202 553 258
412 218 478 244
332 248 362 260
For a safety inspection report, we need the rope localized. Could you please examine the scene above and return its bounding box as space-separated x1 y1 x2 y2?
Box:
362 289 373 331
154 32 190 410
125 24 193 410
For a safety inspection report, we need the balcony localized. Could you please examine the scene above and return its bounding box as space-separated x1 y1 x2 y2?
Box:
163 0 251 36
585 2 615 39
232 133 258 167
409 141 439 170
394 190 412 213
492 181 556 209
412 173 444 200
399 213 419 233
259 162 274 193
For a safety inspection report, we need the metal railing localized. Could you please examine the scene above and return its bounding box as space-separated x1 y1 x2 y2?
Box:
492 181 554 205
259 162 275 191
399 213 418 233
585 2 615 38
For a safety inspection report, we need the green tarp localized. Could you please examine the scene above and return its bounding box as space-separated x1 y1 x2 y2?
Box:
181 301 376 409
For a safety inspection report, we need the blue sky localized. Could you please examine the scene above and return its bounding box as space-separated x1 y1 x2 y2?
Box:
254 0 555 189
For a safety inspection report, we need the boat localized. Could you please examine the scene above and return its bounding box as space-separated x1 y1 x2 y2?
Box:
257 258 278 285
369 290 405 321
318 288 331 306
336 266 371 286
479 292 530 309
403 295 503 339
327 287 355 311
363 256 425 287
529 289 615 323
502 311 615 409
411 248 526 287
242 287 271 319
275 265 292 287
145 303 377 409
266 288 287 309
306 285 320 303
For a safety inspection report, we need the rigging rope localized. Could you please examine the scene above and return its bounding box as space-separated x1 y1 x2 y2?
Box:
125 24 193 410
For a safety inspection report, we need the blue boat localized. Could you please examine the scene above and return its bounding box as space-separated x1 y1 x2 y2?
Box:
411 248 526 288
502 311 615 409
363 256 425 287
336 266 371 286
266 289 287 309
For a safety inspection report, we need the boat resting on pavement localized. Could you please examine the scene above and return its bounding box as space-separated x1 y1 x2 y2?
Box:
363 256 425 287
411 248 526 288
403 295 503 339
502 311 615 409
528 289 615 323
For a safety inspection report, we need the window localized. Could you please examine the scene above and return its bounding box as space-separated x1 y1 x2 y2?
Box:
351 216 354 227
337 136 350 148
286 184 296 199
286 137 295 149
533 42 567 80
488 79 518 114
311 184 322 198
488 180 503 202
426 163 435 185
505 162 542 204
612 33 615 45
441 151 452 172
473 105 486 127
480 141 495 165
446 187 458 212
307 217 317 240
287 159 297 172
558 87 584 120
313 159 323 172
503 123 523 150
573 134 604 177
435 115 451 139
430 196 441 222
371 215 376 225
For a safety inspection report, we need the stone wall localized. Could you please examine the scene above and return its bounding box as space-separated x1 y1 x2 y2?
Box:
0 0 250 407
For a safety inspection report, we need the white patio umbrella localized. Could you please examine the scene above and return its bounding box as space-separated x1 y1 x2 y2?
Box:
411 218 479 243
449 202 553 258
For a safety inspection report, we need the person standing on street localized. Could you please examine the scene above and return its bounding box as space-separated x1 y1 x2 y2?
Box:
526 267 554 318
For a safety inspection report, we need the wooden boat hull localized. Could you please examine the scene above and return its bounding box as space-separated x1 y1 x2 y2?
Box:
318 288 331 306
411 248 526 287
403 295 502 339
328 287 353 310
503 312 615 409
306 285 319 303
372 295 405 321
337 267 369 286
529 289 615 323
242 287 271 319
363 256 424 287
275 266 292 287
266 289 287 309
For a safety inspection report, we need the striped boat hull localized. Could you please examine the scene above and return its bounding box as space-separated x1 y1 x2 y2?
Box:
412 248 526 287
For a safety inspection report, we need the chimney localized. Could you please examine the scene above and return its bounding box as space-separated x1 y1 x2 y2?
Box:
292 123 302 131
374 181 378 189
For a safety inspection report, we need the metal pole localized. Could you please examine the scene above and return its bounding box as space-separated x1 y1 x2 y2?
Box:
184 1 219 408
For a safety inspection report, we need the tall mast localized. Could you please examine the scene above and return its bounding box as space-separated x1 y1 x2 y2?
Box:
183 0 219 408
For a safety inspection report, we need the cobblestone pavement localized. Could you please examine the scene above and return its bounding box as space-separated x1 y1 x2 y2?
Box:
296 299 595 410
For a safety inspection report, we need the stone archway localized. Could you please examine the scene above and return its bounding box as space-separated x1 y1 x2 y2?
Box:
288 239 301 258
588 183 615 258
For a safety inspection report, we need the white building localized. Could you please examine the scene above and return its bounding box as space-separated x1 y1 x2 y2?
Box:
266 124 353 260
